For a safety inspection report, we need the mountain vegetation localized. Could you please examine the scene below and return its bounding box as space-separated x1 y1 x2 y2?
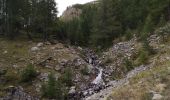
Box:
0 0 170 100
0 0 169 47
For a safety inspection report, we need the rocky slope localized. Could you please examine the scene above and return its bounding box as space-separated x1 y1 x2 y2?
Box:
60 6 82 21
0 24 170 100
60 1 98 22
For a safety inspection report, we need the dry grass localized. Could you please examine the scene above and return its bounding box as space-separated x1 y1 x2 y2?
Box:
107 59 170 100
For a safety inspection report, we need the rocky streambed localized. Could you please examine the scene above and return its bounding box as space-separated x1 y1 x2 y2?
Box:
68 47 148 100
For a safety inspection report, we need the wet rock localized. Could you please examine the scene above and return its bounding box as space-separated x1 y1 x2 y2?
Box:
87 65 93 73
92 69 104 85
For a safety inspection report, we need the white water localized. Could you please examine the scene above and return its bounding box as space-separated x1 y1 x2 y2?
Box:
92 69 103 85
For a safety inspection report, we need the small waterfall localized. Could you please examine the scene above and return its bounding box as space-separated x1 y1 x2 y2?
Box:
92 69 103 85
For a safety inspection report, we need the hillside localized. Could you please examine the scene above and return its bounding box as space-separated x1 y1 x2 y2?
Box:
0 23 170 100
0 0 170 100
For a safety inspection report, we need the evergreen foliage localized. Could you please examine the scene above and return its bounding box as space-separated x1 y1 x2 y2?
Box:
41 73 65 99
0 0 170 47
63 0 170 47
20 64 37 82
60 68 73 87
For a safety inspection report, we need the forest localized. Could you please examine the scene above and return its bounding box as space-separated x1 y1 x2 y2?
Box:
0 0 170 47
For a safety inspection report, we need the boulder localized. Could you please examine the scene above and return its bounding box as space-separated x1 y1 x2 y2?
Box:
37 42 43 47
31 47 39 52
69 86 76 94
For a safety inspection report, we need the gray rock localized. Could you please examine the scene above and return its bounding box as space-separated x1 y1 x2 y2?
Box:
38 73 49 82
69 86 76 94
37 43 43 47
2 86 39 100
31 47 39 52
152 94 163 100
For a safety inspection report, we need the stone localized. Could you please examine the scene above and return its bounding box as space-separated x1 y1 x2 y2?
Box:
3 50 8 54
87 65 93 73
35 83 42 92
89 58 92 64
69 86 76 94
78 46 83 50
152 94 163 100
59 59 68 66
55 65 61 71
45 41 51 45
37 42 43 47
31 47 39 52
38 73 49 82
3 86 39 100
166 57 170 60
13 64 18 69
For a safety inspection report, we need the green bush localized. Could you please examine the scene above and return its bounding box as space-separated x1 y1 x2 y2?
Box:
60 68 73 87
125 29 133 40
156 23 170 42
41 73 64 99
137 50 149 65
142 14 155 33
20 64 37 82
81 66 89 75
124 58 134 72
142 39 155 55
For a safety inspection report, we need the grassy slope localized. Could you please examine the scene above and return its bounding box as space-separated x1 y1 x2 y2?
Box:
0 37 81 97
107 38 170 100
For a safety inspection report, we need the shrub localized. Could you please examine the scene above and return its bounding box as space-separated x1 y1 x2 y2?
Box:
60 68 73 87
124 58 134 72
136 50 149 65
125 28 133 40
155 23 170 42
81 66 89 75
20 64 37 82
141 92 152 100
41 73 64 99
142 14 154 33
142 39 155 55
